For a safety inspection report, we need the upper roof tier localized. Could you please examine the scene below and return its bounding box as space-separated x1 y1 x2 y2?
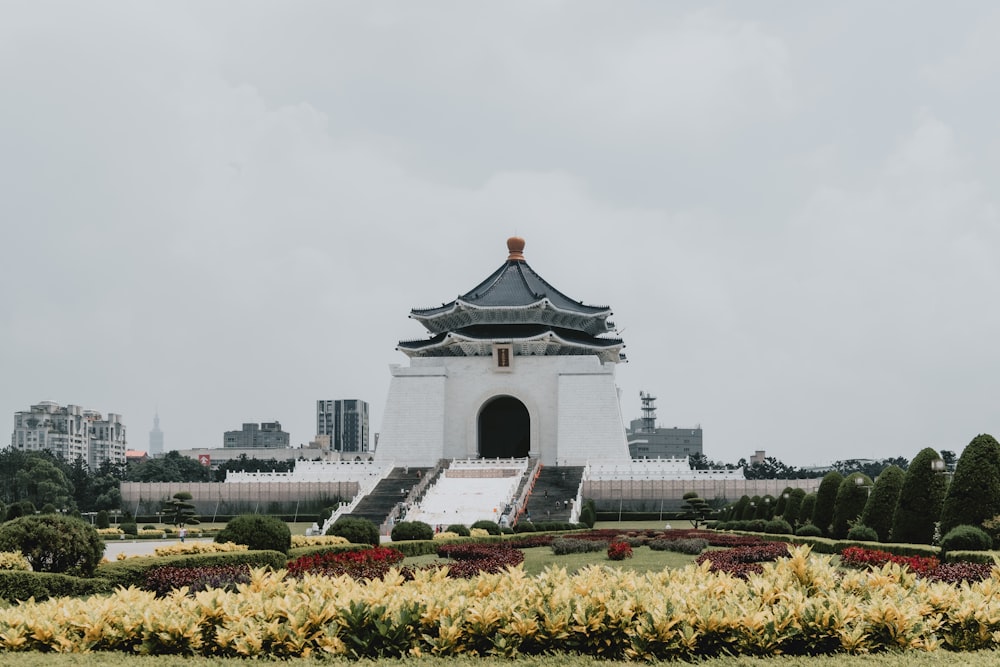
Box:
410 237 615 337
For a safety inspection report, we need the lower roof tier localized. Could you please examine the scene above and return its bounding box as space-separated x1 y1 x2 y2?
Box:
397 325 625 364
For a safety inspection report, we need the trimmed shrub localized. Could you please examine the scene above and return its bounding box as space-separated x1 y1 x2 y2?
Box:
5 501 35 522
795 523 823 537
892 447 948 544
846 524 878 542
579 499 597 528
798 493 817 528
782 488 807 526
96 510 110 529
121 521 138 536
551 537 607 555
764 518 793 535
860 465 904 542
445 524 470 537
326 517 379 546
748 519 767 533
813 472 844 536
215 515 292 554
831 473 872 539
391 521 433 541
607 541 633 561
939 525 992 554
0 571 113 602
940 434 1000 536
97 550 287 590
513 521 536 533
648 538 708 554
470 520 501 536
0 514 103 577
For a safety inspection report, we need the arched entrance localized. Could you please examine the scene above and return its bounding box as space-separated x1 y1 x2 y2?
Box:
478 396 529 458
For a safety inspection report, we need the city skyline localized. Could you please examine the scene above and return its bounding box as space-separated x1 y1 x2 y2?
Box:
2 4 999 467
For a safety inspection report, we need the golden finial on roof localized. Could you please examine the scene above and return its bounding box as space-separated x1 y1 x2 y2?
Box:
507 236 525 261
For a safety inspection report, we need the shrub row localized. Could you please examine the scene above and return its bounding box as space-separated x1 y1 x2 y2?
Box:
695 542 791 578
648 537 708 554
550 537 607 555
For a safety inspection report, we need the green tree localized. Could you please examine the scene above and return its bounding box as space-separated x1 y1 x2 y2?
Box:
812 471 844 536
731 495 750 522
891 447 948 544
680 491 710 529
0 514 103 576
782 488 807 526
773 487 794 518
859 465 904 542
161 491 200 527
940 434 1000 536
742 496 761 521
128 451 211 483
14 457 74 510
831 473 873 539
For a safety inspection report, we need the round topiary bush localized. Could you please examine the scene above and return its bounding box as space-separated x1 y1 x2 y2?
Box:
470 520 501 536
846 524 878 542
215 515 292 554
121 521 138 536
764 518 793 535
390 520 433 541
795 523 823 537
0 514 103 576
513 521 536 533
445 524 470 537
940 524 993 554
748 519 767 533
326 517 380 546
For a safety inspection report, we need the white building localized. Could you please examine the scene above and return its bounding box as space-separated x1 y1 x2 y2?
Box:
11 401 127 468
375 236 632 467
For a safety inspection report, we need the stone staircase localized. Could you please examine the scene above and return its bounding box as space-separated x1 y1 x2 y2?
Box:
343 466 430 526
523 466 585 523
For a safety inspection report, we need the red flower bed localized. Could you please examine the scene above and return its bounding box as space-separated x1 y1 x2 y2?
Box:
695 542 790 578
607 541 633 561
287 547 405 581
435 542 525 577
142 564 252 596
840 546 994 583
560 528 764 548
840 546 939 576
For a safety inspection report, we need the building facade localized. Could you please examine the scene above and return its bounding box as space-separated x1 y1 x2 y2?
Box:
626 392 703 459
223 422 290 448
316 399 369 454
375 236 632 467
10 401 127 467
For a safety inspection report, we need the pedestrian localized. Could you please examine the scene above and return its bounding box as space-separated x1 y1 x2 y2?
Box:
179 526 187 543
543 489 548 498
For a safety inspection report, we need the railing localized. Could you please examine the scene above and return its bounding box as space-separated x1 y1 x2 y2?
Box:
318 465 393 535
380 459 448 535
509 459 543 526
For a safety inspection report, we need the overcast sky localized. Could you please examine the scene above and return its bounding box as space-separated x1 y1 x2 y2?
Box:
2 2 999 468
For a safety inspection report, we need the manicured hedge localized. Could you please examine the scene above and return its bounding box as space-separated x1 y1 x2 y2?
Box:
96 550 287 589
0 570 114 602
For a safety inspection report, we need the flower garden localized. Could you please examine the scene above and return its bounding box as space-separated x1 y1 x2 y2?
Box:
1 528 1000 659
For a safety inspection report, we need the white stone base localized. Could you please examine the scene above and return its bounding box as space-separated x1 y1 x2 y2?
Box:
375 355 631 467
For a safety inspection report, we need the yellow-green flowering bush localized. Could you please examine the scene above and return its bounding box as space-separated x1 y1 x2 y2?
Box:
154 541 248 557
433 531 461 540
0 551 31 571
290 535 350 548
96 528 124 536
469 528 490 538
1 546 999 658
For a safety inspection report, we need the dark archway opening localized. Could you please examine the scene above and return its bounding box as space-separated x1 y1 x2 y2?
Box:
478 396 530 459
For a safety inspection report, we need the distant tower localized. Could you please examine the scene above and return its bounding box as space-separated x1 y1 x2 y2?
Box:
639 391 657 434
149 412 164 456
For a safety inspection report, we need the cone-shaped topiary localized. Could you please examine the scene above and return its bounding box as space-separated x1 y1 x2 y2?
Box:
782 488 807 526
940 434 1000 536
831 473 873 539
798 493 817 527
813 471 844 536
860 465 905 542
891 447 948 544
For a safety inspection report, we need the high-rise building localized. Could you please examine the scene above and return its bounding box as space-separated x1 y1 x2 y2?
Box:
223 422 290 448
149 412 164 456
11 401 127 467
316 400 369 453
